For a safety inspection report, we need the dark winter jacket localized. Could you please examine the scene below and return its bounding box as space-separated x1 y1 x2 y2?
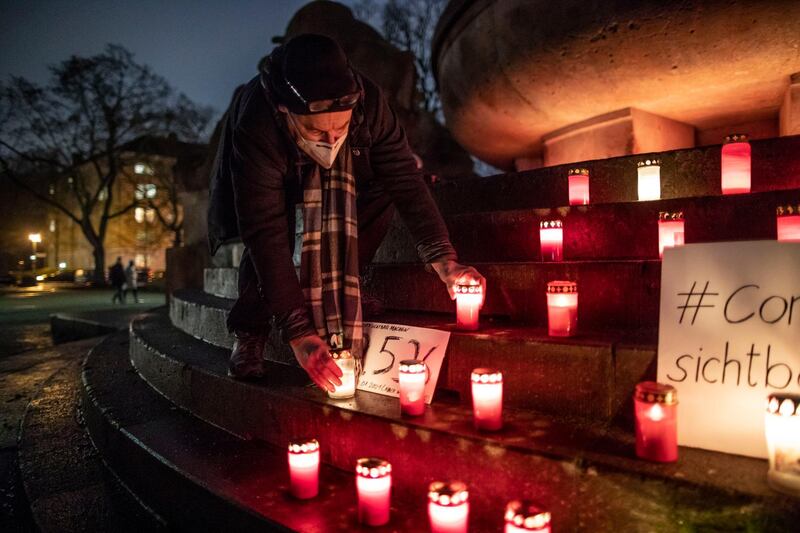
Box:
207 68 456 322
109 262 126 287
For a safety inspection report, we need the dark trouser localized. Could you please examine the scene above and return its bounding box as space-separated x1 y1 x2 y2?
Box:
112 284 125 304
226 186 397 335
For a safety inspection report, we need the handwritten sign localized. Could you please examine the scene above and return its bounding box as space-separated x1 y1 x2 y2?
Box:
357 322 451 404
658 241 800 458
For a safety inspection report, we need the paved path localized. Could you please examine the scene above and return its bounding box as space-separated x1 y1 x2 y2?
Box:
0 283 164 531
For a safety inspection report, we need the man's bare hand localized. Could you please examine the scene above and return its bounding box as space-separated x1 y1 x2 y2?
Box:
289 334 343 392
430 260 486 307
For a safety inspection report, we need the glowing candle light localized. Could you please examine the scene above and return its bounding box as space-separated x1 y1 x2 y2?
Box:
504 500 552 533
637 158 661 201
539 220 564 262
777 205 800 243
765 393 800 497
328 350 356 400
471 368 503 431
634 382 678 462
658 211 685 259
287 438 320 499
721 133 751 194
399 359 426 416
428 481 469 533
568 167 590 205
546 281 578 337
454 282 483 331
356 457 392 526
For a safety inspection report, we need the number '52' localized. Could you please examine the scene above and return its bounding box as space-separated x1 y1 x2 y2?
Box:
370 335 436 384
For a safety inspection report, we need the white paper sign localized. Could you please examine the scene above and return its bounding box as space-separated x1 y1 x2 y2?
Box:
658 241 800 458
357 322 451 403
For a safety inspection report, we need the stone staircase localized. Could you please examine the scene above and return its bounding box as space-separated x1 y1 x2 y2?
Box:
81 136 800 531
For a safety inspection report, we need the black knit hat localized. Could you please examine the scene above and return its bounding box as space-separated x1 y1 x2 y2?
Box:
268 34 359 115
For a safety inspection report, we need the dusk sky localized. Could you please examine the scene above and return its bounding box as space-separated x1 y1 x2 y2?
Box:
1 1 363 122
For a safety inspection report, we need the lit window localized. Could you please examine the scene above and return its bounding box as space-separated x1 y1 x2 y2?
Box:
49 185 55 196
135 207 145 223
134 163 154 175
135 254 146 267
99 187 107 201
135 184 157 200
137 230 147 241
49 219 56 232
145 208 156 223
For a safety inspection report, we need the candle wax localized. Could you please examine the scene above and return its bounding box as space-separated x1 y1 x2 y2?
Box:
399 371 426 416
472 382 503 431
456 292 482 330
539 227 563 262
634 400 678 462
288 450 319 499
546 292 578 337
568 174 590 205
721 142 751 194
357 475 392 526
429 502 469 533
777 215 800 243
329 359 356 399
638 166 661 201
765 412 800 496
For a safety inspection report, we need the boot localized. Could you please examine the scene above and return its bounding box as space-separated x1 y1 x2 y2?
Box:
227 330 267 379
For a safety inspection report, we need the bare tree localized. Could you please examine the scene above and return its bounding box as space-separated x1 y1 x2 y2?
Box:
353 0 447 114
0 44 211 285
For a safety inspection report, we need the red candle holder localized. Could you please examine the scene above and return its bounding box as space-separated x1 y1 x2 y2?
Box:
765 393 800 497
356 457 392 526
658 211 685 259
568 167 590 205
454 283 483 330
471 368 503 431
546 281 578 337
504 500 552 533
777 205 800 243
539 220 563 262
287 438 320 499
634 382 678 462
428 481 469 533
637 158 661 201
399 359 426 416
721 133 751 194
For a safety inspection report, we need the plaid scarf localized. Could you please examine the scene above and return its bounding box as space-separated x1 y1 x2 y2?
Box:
298 142 363 359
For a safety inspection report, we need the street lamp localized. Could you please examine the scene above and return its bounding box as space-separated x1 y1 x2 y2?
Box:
28 233 42 273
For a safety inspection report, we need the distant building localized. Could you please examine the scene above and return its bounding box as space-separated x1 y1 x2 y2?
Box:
41 135 206 275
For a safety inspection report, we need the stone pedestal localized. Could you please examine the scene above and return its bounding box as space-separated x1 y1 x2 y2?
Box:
780 73 800 136
542 108 695 167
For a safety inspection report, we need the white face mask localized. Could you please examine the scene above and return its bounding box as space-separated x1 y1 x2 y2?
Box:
287 113 348 169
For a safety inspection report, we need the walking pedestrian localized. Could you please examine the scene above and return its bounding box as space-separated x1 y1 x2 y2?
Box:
109 257 126 304
124 260 140 303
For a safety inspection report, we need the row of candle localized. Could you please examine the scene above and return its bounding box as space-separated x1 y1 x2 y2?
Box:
297 385 797 527
565 133 753 205
453 206 800 335
538 205 800 263
635 385 800 498
455 281 576 336
288 440 551 531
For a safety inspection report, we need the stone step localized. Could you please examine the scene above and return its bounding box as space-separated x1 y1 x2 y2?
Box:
82 329 434 531
203 259 661 329
17 344 164 532
128 311 799 530
376 188 800 263
168 294 655 422
429 134 800 214
210 241 245 268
